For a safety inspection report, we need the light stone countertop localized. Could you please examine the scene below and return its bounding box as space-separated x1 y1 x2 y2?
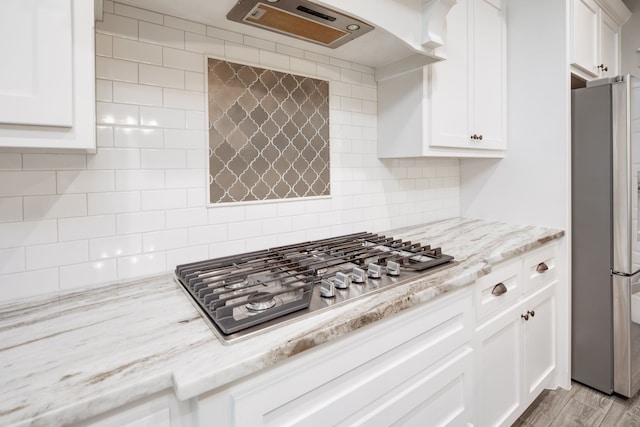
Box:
0 217 564 427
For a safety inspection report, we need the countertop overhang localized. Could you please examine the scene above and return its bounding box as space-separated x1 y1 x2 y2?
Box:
0 217 564 426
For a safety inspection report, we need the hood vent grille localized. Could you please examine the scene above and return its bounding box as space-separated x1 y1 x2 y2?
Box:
227 0 374 48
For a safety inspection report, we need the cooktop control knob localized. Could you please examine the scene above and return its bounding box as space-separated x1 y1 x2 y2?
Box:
351 267 366 283
320 279 336 298
368 263 383 279
334 272 351 289
387 260 401 276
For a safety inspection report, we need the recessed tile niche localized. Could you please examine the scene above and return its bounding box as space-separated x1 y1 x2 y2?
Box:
207 58 330 204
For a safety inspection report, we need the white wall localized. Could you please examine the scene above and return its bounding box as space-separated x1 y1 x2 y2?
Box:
622 0 640 74
0 1 460 302
460 0 571 387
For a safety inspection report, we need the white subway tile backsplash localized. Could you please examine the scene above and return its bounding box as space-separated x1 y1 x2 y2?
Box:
0 248 25 275
184 32 224 56
139 21 184 49
117 211 165 234
164 129 205 149
185 111 206 130
139 64 185 89
88 148 141 170
206 27 243 44
96 79 114 102
59 215 116 241
114 127 163 148
228 220 261 240
23 154 86 170
115 170 164 191
224 42 260 64
185 72 204 92
26 240 88 270
141 149 186 169
23 194 87 220
114 3 163 24
165 169 204 189
143 228 188 252
245 36 276 51
96 102 140 125
113 37 162 65
113 82 162 107
95 33 113 57
60 259 118 290
163 47 204 72
0 198 22 223
166 207 207 229
57 171 115 194
96 13 138 39
140 106 186 128
0 6 461 302
141 189 187 210
96 57 138 83
276 44 304 59
0 153 22 170
90 234 141 260
0 268 59 300
166 245 209 267
117 252 166 280
164 16 206 35
0 220 57 249
187 224 227 245
0 172 55 197
88 191 141 215
97 126 115 147
260 50 290 71
162 88 204 110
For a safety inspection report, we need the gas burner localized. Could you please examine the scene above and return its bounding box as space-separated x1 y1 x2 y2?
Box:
175 231 454 343
224 278 249 289
246 292 277 311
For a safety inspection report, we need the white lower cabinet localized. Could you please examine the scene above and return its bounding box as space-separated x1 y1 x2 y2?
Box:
78 390 195 427
474 243 558 427
198 290 474 426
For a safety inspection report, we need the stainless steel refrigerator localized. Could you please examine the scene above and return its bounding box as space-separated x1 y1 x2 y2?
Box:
572 74 640 397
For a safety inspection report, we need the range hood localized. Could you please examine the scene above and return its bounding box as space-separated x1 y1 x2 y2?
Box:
106 0 457 80
227 0 374 49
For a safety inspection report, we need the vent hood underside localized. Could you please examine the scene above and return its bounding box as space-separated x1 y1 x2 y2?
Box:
107 0 456 80
227 0 374 49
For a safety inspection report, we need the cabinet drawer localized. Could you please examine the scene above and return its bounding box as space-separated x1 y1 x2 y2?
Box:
475 260 522 321
523 244 557 293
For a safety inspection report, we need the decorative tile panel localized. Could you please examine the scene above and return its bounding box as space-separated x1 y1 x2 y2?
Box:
207 58 330 204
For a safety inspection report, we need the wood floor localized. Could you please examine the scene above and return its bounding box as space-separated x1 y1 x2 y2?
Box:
514 382 640 426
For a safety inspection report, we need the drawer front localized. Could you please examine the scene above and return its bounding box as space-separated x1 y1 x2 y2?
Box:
227 291 473 426
523 244 557 293
475 260 522 321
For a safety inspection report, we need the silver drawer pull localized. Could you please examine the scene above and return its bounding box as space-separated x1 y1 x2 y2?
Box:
491 283 507 296
536 262 549 273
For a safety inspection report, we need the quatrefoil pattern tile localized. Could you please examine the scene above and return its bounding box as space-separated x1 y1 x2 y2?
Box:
207 58 330 204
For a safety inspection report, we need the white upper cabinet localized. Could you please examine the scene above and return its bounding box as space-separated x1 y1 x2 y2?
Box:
0 0 96 150
570 0 630 80
378 0 507 158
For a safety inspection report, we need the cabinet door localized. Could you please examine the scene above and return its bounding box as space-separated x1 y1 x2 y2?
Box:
0 0 73 126
475 301 523 427
522 281 557 404
571 0 599 77
429 0 471 149
472 0 505 150
599 11 619 78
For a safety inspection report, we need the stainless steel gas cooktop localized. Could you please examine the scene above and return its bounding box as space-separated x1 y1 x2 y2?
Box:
174 232 454 344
